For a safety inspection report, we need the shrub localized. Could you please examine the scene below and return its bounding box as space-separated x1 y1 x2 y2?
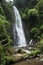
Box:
37 39 43 51
0 42 6 65
0 15 10 33
31 27 39 34
31 27 40 38
28 49 41 57
40 25 43 32
4 56 14 65
0 3 4 15
28 8 38 16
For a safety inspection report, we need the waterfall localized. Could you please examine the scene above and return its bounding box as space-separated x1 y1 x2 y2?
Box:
29 39 33 46
13 6 27 47
6 0 13 2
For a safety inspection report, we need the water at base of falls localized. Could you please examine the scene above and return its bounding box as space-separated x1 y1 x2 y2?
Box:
13 6 27 47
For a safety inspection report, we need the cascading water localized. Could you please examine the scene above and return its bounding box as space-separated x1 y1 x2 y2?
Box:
29 39 33 46
13 6 27 47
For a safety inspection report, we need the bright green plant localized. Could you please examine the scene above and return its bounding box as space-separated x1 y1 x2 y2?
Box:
28 8 39 16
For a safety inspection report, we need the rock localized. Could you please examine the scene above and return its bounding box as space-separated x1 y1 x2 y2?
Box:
29 47 32 50
22 49 31 54
39 58 43 61
36 57 39 60
26 59 30 61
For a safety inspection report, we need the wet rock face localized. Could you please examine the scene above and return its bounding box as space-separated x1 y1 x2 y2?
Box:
22 21 30 45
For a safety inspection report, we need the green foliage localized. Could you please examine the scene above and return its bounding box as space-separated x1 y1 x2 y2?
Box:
0 42 6 65
0 43 24 65
22 13 26 18
37 39 43 51
28 49 41 58
28 8 39 16
0 42 4 56
0 14 12 65
2 2 14 21
0 0 43 65
31 27 39 34
7 46 14 54
0 2 13 65
31 27 40 38
41 34 43 38
0 3 4 15
28 8 39 28
0 15 10 32
40 25 43 32
4 56 14 65
31 25 43 39
30 49 40 56
0 14 11 46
